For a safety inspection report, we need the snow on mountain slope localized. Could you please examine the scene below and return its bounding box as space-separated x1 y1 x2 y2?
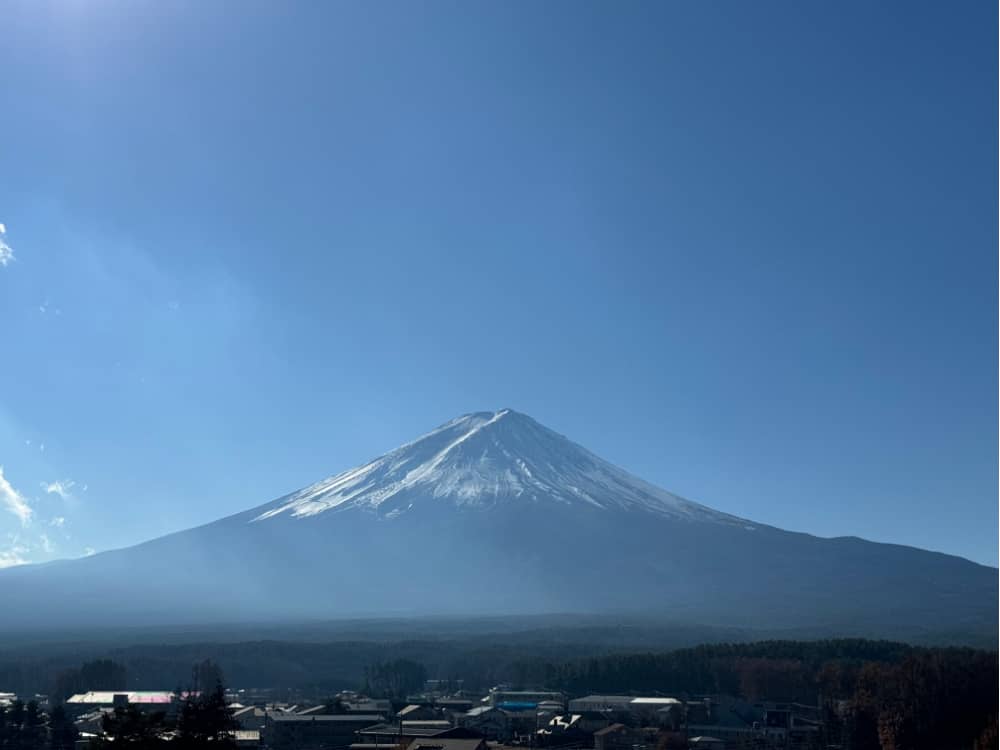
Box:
253 409 751 526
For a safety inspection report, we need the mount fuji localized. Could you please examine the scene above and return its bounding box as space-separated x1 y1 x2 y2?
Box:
0 409 995 641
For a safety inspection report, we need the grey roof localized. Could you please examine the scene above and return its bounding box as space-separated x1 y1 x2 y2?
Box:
406 739 485 750
464 707 498 718
593 723 627 736
358 722 458 738
267 713 382 723
297 705 328 715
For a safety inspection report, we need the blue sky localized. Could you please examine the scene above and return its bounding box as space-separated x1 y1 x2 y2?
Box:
0 0 996 567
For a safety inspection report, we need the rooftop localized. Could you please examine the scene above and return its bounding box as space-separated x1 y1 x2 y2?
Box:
67 691 189 705
267 713 383 723
406 739 485 750
593 723 627 737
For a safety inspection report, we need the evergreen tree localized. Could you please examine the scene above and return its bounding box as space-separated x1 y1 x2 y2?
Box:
17 702 44 750
47 706 77 750
175 662 236 750
191 660 225 694
7 701 25 750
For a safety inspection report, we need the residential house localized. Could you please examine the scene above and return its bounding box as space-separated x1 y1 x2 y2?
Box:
460 706 512 741
262 713 383 750
405 739 487 750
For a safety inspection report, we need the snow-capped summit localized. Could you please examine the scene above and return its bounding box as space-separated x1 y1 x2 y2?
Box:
253 409 742 524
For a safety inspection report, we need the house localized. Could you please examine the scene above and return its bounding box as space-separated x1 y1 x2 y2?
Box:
262 713 383 750
484 690 565 708
568 696 636 714
73 708 114 734
567 695 681 725
398 705 440 721
460 706 512 741
405 739 487 750
594 723 648 750
684 697 762 750
357 721 481 746
232 706 267 730
688 737 724 750
232 729 260 748
346 699 393 716
436 699 475 714
65 691 189 719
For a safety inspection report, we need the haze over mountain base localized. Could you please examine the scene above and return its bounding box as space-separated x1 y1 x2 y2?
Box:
1 410 994 642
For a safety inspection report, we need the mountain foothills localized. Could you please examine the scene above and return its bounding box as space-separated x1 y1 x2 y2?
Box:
0 410 995 640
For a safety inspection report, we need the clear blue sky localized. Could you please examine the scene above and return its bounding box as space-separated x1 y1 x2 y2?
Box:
0 1 996 567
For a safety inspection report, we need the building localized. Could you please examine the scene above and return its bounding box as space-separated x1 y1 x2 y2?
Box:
684 697 762 750
484 690 565 708
398 705 441 721
568 696 636 714
65 691 188 718
357 721 482 747
594 723 649 750
688 737 725 750
405 739 487 750
568 695 681 719
436 699 475 714
233 729 261 748
460 706 512 741
262 713 383 750
345 699 393 716
233 706 267 730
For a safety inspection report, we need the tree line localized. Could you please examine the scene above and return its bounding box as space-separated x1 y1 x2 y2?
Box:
506 640 997 750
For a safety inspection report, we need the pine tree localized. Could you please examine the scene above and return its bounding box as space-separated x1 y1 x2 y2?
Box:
176 665 236 750
17 702 44 750
47 706 78 750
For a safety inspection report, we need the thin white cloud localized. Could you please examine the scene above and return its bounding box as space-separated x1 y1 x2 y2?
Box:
49 516 66 527
0 223 13 267
39 533 53 554
0 533 29 568
0 545 28 569
41 479 75 500
0 467 32 525
83 547 95 557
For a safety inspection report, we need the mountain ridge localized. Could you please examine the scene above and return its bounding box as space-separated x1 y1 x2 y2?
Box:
0 409 994 641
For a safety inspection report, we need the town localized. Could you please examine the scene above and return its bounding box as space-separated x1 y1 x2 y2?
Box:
0 635 995 750
3 681 830 750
